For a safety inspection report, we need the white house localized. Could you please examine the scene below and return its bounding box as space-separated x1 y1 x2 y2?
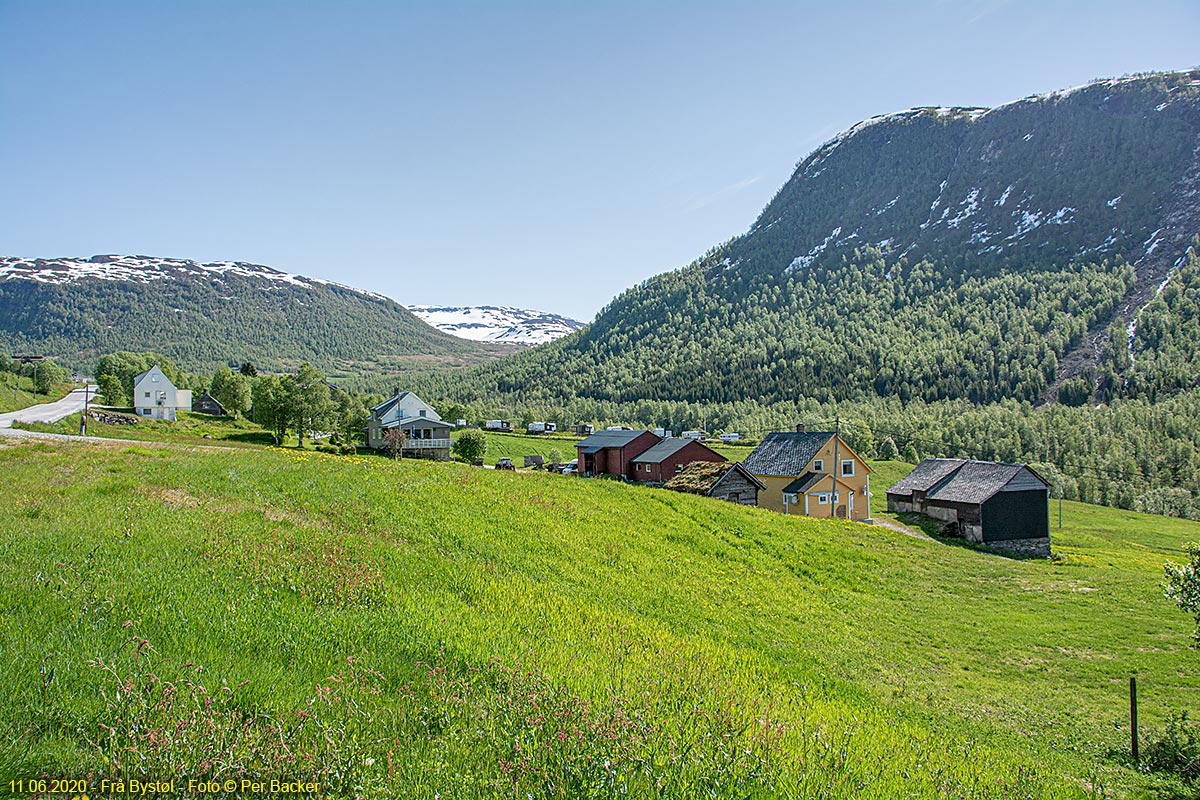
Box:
365 390 453 460
132 364 192 421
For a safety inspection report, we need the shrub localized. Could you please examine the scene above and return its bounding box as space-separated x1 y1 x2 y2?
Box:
453 429 487 463
1142 711 1200 784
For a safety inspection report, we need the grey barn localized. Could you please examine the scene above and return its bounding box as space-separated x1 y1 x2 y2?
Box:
886 459 1050 557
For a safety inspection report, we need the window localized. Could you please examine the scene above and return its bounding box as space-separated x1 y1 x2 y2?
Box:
144 392 150 398
813 459 824 472
817 494 829 504
151 374 158 382
419 410 426 417
675 464 684 473
841 460 855 477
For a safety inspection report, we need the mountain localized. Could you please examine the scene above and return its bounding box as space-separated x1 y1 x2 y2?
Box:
0 255 513 377
427 70 1200 409
407 305 584 346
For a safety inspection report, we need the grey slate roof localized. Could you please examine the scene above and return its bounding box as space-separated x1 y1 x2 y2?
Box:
888 458 1049 505
370 391 414 414
927 461 1046 504
631 437 724 464
782 472 826 494
740 432 834 476
885 458 967 497
575 429 655 449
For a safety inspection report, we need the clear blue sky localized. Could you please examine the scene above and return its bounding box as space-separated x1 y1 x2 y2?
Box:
2 1 1197 321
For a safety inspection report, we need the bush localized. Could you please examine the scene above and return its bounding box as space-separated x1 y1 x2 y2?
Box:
453 429 487 463
1165 543 1200 645
1142 711 1200 784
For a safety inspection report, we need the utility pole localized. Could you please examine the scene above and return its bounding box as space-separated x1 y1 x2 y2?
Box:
31 361 38 398
831 415 840 518
80 382 90 436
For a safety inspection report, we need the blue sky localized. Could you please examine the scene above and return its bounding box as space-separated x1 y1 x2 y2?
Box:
2 1 1197 321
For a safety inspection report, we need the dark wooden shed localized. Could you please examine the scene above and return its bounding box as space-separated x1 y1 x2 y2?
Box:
887 459 1050 556
192 391 227 416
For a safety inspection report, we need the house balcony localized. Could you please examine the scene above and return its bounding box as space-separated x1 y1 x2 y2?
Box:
403 438 451 450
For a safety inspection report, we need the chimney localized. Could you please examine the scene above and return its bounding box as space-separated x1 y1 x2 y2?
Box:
394 386 401 399
795 423 806 433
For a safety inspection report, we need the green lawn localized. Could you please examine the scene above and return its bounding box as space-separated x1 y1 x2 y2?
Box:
0 376 72 414
15 410 278 449
454 429 583 466
2 439 1198 797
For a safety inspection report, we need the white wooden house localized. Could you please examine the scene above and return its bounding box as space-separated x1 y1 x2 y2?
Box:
132 365 192 421
365 390 453 460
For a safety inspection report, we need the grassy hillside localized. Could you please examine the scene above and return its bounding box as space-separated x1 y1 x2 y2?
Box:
0 375 71 414
2 440 1198 797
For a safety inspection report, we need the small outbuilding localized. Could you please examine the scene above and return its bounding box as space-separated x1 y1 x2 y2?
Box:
192 391 227 417
886 458 1050 556
664 462 765 506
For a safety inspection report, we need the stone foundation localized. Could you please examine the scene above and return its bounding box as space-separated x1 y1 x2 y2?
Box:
987 537 1051 558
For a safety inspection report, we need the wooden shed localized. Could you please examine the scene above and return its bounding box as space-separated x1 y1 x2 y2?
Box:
886 459 1050 556
664 462 765 506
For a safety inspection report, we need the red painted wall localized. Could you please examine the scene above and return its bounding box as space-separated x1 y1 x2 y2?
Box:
632 440 726 483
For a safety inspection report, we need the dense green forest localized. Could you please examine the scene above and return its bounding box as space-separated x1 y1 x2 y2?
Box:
0 255 511 381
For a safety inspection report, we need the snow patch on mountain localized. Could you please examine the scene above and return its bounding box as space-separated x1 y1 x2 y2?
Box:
407 305 584 346
0 254 390 301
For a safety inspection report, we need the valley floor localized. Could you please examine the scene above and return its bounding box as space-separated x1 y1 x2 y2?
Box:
2 436 1198 798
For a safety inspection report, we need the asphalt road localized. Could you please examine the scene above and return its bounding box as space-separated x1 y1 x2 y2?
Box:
0 385 98 429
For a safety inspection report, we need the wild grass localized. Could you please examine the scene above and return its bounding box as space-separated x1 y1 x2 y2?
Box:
0 375 71 414
16 411 280 449
2 441 1198 797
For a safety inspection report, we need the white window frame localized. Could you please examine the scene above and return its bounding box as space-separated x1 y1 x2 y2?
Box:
841 459 855 477
817 493 829 504
813 459 824 472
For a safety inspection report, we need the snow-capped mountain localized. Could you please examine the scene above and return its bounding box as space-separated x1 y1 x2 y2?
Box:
407 305 584 346
0 254 384 298
0 255 506 373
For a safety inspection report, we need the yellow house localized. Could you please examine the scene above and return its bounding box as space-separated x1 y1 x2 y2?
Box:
741 430 873 520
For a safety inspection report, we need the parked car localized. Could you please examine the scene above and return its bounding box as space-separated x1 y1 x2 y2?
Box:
496 457 516 471
561 459 578 475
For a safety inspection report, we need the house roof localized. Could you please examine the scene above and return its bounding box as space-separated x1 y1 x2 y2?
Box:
740 432 835 476
926 461 1047 505
631 437 725 464
663 462 766 495
885 458 967 497
195 391 226 412
782 472 826 494
575 429 655 449
385 415 452 429
370 391 414 414
132 363 167 386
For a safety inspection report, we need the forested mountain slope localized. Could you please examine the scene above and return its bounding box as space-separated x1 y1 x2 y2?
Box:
427 70 1200 408
0 255 512 377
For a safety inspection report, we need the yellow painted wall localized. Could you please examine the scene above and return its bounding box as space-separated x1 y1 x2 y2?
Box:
750 437 872 520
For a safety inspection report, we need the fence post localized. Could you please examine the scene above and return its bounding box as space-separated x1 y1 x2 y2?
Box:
1130 675 1139 762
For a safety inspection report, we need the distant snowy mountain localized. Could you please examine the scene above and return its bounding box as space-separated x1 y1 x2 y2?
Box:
0 254 507 373
407 305 584 346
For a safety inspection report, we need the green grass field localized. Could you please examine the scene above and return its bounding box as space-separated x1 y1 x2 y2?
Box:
2 438 1198 798
16 410 278 449
0 376 71 414
454 429 583 466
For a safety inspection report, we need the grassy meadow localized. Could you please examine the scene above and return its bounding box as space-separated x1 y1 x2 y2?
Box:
2 438 1199 798
17 411 284 449
0 376 71 414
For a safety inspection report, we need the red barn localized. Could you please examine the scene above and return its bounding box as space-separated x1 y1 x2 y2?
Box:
630 438 727 483
576 429 661 478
